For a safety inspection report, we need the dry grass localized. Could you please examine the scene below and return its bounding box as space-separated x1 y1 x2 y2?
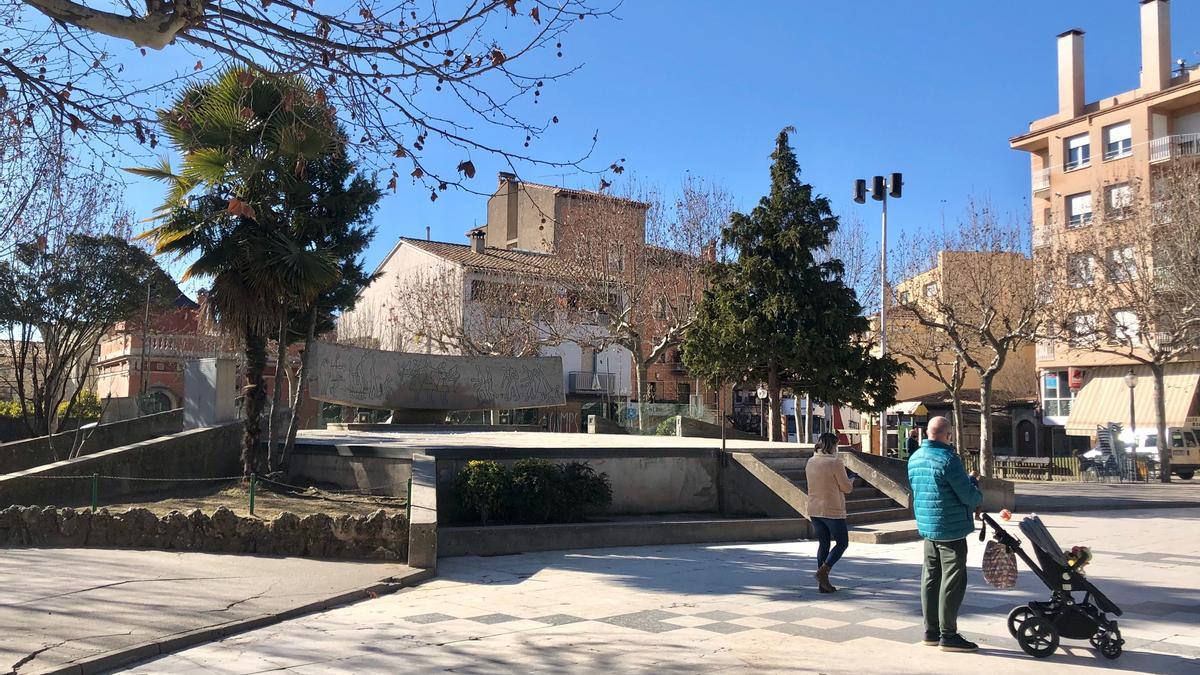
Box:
102 479 409 520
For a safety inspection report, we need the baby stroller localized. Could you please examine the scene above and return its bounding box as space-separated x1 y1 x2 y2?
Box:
979 513 1124 659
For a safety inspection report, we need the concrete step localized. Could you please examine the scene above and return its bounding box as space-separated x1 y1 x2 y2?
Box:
845 497 897 512
760 457 808 471
849 519 922 544
789 481 883 501
846 507 912 526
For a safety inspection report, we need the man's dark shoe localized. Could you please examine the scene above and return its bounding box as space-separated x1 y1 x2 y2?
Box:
922 630 940 646
939 634 978 652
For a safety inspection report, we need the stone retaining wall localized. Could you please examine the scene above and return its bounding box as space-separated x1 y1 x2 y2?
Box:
0 505 408 560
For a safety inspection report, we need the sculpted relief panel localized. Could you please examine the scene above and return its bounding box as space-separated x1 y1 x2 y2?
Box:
307 342 565 410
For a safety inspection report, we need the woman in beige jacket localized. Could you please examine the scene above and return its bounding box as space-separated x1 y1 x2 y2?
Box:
805 432 853 593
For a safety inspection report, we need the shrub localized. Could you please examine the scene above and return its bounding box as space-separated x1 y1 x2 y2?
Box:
456 460 509 525
58 390 103 421
455 459 613 525
0 400 26 419
655 415 679 436
557 462 613 522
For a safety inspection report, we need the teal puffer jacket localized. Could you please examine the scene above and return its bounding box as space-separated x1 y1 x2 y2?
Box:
907 439 983 541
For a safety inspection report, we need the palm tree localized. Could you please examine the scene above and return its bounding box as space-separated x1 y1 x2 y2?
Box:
131 68 340 474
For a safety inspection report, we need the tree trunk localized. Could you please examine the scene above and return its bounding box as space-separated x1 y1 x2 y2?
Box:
241 326 269 475
266 306 288 472
1151 362 1171 483
950 391 966 461
978 376 994 478
766 359 781 443
280 304 320 470
634 359 649 433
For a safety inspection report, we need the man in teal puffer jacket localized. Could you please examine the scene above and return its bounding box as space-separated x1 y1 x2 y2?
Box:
907 416 983 653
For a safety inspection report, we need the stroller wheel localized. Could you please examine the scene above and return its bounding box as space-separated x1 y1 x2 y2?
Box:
1007 606 1035 638
1093 630 1123 660
1017 616 1059 658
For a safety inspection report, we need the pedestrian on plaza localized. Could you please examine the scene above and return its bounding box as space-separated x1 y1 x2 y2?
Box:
805 432 853 593
907 416 983 653
906 429 920 458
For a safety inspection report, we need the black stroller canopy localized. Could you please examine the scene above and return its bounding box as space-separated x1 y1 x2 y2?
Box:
1019 516 1068 567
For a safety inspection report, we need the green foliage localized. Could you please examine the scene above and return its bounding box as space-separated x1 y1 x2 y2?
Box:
655 416 679 436
454 459 613 525
0 400 27 419
456 460 510 525
58 390 102 421
682 128 905 412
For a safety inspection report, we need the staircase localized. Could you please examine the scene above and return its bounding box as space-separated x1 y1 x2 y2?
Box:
757 451 911 526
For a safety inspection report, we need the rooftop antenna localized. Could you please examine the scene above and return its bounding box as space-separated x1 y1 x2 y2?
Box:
426 225 431 241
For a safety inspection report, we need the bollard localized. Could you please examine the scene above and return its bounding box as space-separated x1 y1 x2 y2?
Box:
91 473 99 513
406 476 413 521
249 473 256 516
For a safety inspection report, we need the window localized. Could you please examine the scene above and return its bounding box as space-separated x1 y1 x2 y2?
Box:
1042 206 1053 227
1065 133 1091 170
1066 192 1093 228
1067 253 1096 287
609 243 626 272
654 297 669 321
1042 370 1075 418
1069 312 1098 345
677 382 691 404
646 382 657 403
898 290 910 304
1106 246 1137 282
1103 122 1132 160
1111 309 1140 345
923 282 938 298
1105 183 1133 219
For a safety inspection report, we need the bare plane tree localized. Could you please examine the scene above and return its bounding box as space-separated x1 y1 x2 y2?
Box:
6 0 619 189
893 203 1043 477
1039 163 1200 482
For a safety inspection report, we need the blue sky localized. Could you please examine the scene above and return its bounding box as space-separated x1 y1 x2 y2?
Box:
117 1 1198 282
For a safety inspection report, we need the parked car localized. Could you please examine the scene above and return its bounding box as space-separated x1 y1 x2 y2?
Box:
1132 427 1198 480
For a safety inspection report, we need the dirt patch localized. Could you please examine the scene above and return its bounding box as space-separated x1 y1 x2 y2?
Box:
103 479 408 520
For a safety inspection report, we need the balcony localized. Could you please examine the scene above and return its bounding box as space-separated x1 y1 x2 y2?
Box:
1149 133 1200 163
567 371 617 395
1032 168 1050 192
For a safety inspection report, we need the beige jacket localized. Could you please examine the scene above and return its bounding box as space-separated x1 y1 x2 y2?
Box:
804 453 853 519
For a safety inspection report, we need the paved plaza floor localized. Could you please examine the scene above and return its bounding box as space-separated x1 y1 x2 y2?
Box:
126 508 1200 674
0 549 414 674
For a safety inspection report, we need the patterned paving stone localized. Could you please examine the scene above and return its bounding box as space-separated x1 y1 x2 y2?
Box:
466 613 520 624
401 613 458 625
693 621 754 634
530 614 586 626
599 609 684 634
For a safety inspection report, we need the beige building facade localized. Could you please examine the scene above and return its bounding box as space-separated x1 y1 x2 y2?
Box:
1010 0 1200 438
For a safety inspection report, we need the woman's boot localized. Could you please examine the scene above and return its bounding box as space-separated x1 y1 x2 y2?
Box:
814 564 836 593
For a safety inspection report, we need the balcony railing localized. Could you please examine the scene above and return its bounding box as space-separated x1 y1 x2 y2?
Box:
1149 133 1200 163
1032 167 1050 192
567 371 617 395
1036 341 1056 362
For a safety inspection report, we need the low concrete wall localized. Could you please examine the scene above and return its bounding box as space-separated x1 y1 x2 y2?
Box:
440 517 808 557
841 451 911 508
288 444 412 497
408 454 438 569
978 476 1015 512
722 453 808 517
433 448 720 522
0 423 241 509
0 410 184 475
0 504 407 560
676 416 761 441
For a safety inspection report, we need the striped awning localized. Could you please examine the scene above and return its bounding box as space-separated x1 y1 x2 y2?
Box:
886 401 929 416
1065 363 1200 436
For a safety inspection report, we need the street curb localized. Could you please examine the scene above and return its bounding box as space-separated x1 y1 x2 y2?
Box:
1015 500 1200 513
31 567 437 675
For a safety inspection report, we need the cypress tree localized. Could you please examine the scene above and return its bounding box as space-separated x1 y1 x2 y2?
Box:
683 128 904 441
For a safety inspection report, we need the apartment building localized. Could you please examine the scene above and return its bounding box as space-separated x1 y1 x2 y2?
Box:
1010 0 1200 442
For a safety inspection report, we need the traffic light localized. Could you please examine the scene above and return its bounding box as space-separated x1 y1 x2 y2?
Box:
889 172 903 199
871 175 886 201
853 179 867 204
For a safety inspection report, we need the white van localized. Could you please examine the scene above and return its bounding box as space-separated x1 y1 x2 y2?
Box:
1134 428 1199 480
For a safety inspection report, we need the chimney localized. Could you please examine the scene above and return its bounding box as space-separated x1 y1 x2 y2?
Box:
499 172 520 242
1140 0 1172 92
469 228 486 254
1057 29 1085 119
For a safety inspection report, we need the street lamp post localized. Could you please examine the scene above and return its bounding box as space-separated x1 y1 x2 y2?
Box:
854 173 903 455
1124 369 1138 481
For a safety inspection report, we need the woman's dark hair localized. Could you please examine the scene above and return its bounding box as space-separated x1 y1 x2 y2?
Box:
815 432 840 454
